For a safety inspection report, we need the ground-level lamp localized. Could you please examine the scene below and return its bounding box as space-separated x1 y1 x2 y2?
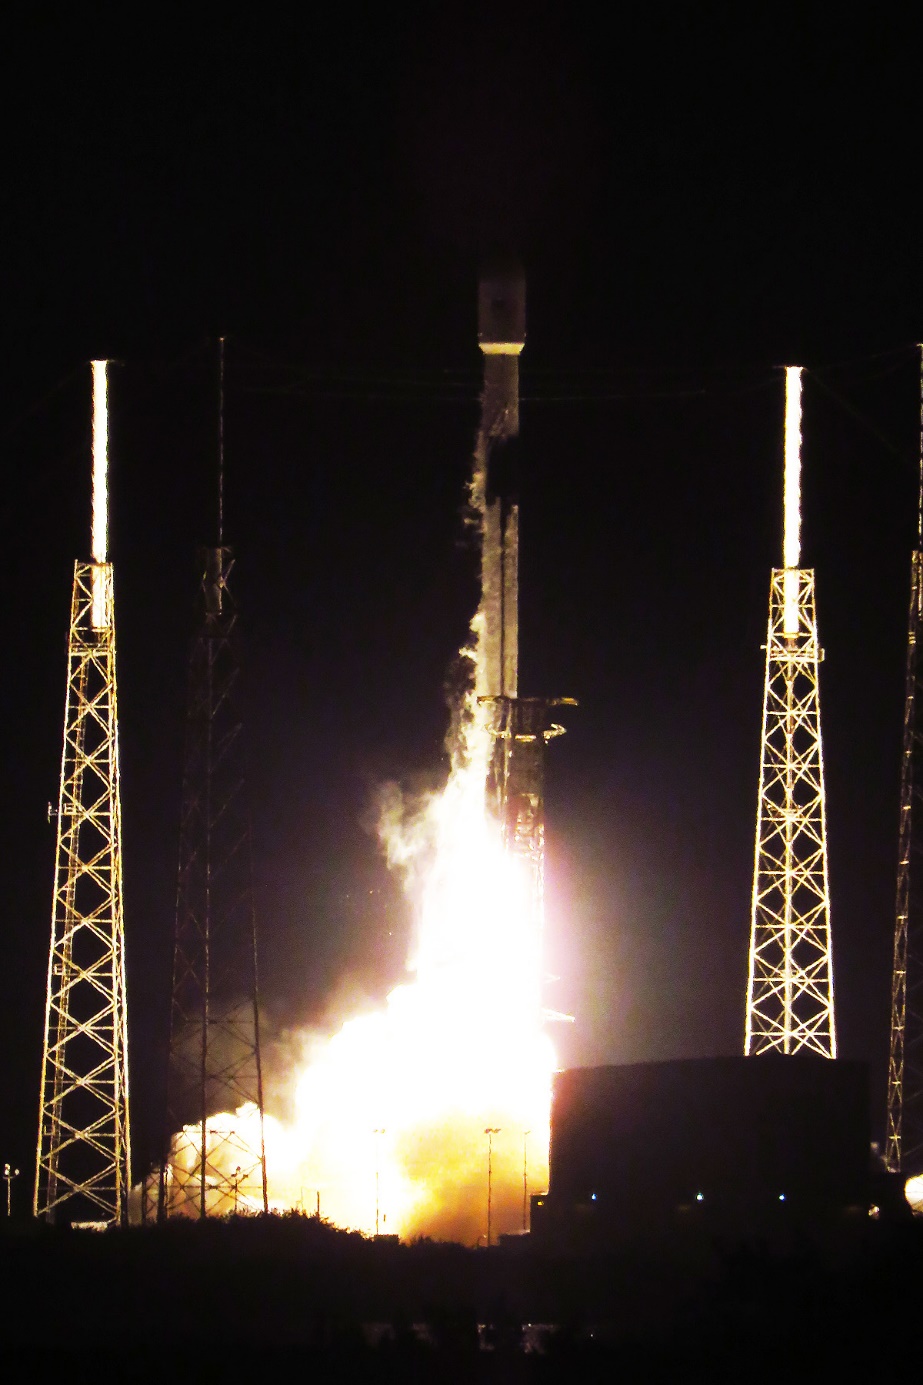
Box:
3 1164 19 1218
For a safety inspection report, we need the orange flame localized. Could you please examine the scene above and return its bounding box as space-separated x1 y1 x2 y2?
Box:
162 415 554 1241
163 689 554 1243
275 700 553 1242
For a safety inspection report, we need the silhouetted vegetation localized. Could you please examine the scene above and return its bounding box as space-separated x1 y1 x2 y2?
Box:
2 1211 923 1380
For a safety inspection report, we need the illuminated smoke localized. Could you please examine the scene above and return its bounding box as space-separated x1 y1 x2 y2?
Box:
264 689 553 1241
161 1104 275 1215
159 458 554 1244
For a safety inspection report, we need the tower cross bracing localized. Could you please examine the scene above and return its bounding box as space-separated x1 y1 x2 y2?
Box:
35 363 131 1226
885 343 923 1177
35 564 131 1222
885 551 923 1172
159 545 268 1219
745 367 836 1059
745 568 835 1055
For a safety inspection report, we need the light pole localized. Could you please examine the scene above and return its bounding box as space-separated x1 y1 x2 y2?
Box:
373 1129 385 1236
484 1128 501 1247
3 1164 19 1219
522 1130 531 1231
232 1166 242 1214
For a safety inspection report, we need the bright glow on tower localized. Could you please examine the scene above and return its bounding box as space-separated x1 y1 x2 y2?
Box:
35 367 130 1224
782 365 802 636
745 366 835 1058
91 360 109 629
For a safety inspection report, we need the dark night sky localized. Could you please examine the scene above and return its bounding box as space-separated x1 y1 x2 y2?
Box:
1 11 921 1182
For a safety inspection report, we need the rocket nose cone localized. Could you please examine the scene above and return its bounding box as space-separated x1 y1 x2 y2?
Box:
478 264 526 351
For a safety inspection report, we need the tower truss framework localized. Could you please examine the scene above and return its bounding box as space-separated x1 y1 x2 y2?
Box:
885 550 923 1173
159 546 268 1219
35 560 131 1224
745 566 836 1057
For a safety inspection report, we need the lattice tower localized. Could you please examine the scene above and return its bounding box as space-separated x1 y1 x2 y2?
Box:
885 351 923 1174
745 368 836 1057
35 362 131 1225
159 357 268 1218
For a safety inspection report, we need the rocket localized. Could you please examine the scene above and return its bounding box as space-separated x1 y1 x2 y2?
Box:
475 264 526 705
472 267 574 1022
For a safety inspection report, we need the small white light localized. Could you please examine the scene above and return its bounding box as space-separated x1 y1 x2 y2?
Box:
695 1192 704 1203
779 1193 786 1202
590 1192 597 1202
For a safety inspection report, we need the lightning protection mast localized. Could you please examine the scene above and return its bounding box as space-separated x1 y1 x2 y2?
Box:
35 361 131 1225
158 340 268 1219
745 367 836 1057
885 347 923 1175
474 268 575 1003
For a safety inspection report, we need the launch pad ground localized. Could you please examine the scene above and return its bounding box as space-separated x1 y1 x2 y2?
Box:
1 1211 921 1381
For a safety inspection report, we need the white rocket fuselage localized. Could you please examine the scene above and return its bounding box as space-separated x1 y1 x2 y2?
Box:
476 271 525 703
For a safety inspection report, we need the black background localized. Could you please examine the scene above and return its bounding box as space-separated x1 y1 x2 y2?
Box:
1 9 921 1193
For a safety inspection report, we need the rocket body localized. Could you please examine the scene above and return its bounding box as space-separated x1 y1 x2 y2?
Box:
476 268 525 704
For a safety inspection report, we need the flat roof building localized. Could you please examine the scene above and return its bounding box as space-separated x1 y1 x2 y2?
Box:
531 1056 870 1249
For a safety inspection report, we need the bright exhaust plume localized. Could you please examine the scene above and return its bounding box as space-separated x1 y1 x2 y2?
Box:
163 711 553 1240
162 644 554 1244
161 280 554 1241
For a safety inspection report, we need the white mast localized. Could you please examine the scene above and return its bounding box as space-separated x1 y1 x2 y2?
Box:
782 366 802 636
91 359 109 629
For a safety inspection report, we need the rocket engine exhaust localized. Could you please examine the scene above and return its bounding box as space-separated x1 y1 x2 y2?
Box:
149 271 572 1244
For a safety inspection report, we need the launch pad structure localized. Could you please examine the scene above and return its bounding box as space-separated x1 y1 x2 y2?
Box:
35 362 131 1226
885 351 923 1177
745 367 836 1058
158 345 268 1219
475 268 575 958
33 292 917 1244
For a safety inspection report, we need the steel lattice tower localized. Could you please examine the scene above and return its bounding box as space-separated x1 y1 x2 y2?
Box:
745 367 836 1058
885 356 923 1174
159 349 268 1218
35 362 131 1225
